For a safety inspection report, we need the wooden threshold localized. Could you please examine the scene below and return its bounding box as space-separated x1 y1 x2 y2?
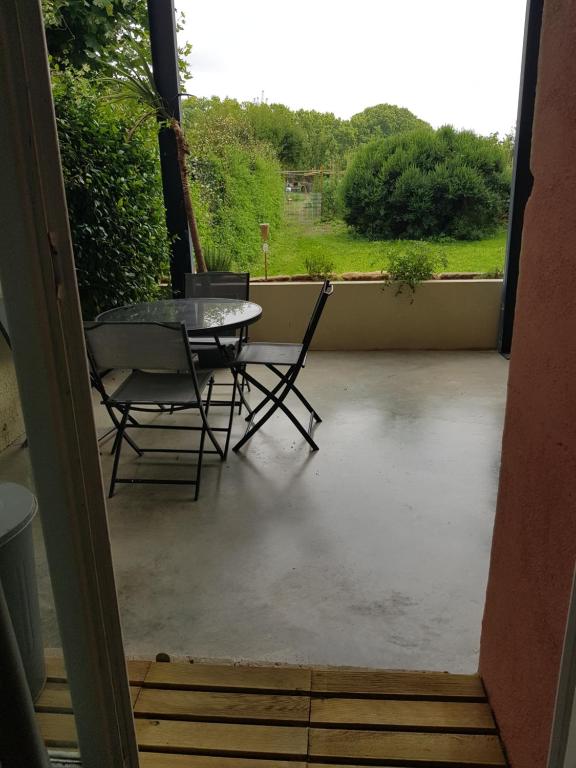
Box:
38 657 507 766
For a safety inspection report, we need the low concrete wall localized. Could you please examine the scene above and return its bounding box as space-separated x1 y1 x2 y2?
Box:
0 336 24 450
249 279 502 350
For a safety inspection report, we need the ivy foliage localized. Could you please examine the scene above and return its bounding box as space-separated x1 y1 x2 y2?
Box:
342 126 512 240
53 73 170 318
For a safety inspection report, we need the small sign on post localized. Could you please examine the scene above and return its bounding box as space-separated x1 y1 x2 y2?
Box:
259 223 270 280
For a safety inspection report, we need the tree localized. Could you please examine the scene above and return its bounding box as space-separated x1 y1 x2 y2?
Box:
293 109 355 169
349 104 430 144
342 126 512 240
42 0 148 69
106 42 207 271
42 0 192 78
245 103 305 167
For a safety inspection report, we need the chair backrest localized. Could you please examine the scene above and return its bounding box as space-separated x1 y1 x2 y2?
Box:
185 271 250 301
300 280 333 357
0 298 11 348
84 322 192 373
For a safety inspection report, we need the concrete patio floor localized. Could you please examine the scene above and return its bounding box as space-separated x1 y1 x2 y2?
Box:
0 351 508 672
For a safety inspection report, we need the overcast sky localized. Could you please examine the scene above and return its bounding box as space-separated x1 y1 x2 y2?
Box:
178 0 526 137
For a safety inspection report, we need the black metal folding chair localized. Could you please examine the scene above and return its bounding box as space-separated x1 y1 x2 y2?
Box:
231 280 333 452
185 271 251 410
84 321 237 500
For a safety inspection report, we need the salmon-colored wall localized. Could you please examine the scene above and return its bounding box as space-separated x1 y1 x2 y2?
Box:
479 1 576 765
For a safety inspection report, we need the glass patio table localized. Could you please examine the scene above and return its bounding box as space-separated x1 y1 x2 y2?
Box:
96 298 262 334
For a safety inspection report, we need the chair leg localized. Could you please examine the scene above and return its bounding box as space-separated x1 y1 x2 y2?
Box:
194 421 207 501
267 364 322 422
223 370 239 459
233 371 319 452
205 377 214 416
197 398 225 459
243 369 287 422
236 375 253 416
107 407 142 456
109 407 130 498
238 364 249 414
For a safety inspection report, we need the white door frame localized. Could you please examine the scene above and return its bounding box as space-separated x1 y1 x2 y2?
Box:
548 567 576 768
0 1 138 766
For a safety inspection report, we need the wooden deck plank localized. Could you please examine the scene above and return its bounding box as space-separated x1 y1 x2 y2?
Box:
311 669 486 699
144 663 311 694
311 698 496 732
37 713 309 758
45 656 150 685
135 688 310 724
136 720 308 759
37 712 77 748
37 662 506 766
138 755 305 768
309 728 506 766
36 681 140 712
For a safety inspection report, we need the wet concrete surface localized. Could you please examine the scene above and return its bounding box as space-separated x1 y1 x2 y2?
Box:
0 352 508 672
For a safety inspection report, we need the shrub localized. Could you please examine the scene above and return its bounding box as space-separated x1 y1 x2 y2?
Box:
53 73 169 318
385 242 447 294
342 126 511 241
305 254 335 279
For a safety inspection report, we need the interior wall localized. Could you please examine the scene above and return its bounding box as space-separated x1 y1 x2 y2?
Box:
0 335 24 450
479 1 576 765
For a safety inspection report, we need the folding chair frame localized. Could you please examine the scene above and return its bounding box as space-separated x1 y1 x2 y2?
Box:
185 271 252 414
232 281 333 452
86 322 237 500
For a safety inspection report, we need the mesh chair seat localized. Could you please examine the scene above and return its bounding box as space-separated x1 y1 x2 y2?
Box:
108 370 213 406
235 343 303 367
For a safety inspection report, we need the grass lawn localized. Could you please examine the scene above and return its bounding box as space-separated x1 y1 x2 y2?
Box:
254 214 507 278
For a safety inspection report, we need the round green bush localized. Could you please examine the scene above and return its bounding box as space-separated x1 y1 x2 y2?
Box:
341 126 511 240
53 73 170 318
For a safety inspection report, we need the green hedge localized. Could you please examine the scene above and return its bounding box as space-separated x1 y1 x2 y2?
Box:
342 126 511 240
183 99 284 270
53 73 170 318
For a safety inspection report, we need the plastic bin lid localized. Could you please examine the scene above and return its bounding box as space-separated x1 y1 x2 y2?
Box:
0 483 38 546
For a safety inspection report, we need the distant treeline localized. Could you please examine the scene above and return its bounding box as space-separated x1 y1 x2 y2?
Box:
183 96 431 170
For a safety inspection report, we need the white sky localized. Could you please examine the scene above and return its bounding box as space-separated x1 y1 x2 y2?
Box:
178 0 526 137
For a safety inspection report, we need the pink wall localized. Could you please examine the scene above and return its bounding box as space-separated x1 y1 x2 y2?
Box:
479 1 576 765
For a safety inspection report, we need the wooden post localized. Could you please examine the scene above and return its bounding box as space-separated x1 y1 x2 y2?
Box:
260 223 270 280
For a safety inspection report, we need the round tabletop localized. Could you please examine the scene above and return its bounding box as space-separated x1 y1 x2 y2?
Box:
96 298 262 333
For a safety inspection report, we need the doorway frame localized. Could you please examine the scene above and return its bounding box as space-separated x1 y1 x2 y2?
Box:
0 1 138 765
